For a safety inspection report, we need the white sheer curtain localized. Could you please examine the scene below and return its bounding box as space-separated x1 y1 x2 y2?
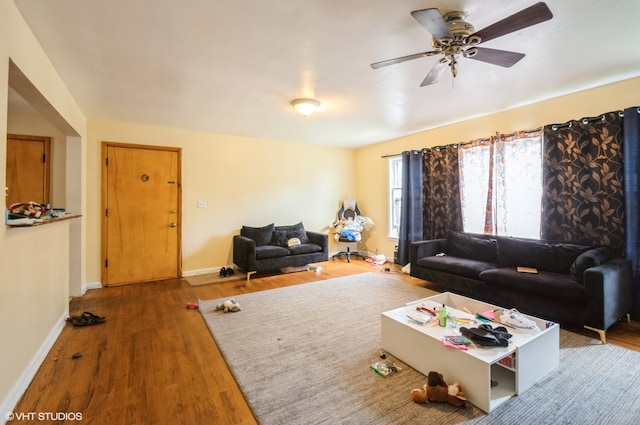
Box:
459 130 542 238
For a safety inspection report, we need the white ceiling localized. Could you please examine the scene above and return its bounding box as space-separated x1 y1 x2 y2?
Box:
11 0 640 148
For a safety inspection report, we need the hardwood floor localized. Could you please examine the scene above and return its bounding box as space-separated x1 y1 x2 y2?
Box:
9 260 640 424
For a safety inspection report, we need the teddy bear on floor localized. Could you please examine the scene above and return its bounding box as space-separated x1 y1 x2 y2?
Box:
215 298 241 313
410 371 466 407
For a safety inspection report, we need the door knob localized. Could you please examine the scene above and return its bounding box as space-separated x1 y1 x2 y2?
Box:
170 222 177 228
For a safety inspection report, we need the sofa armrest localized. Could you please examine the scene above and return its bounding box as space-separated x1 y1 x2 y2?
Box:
233 235 257 272
410 239 447 266
583 259 633 330
306 231 329 254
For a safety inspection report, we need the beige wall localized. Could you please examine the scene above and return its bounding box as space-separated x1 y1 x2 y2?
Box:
85 119 357 282
1 0 85 417
356 77 640 262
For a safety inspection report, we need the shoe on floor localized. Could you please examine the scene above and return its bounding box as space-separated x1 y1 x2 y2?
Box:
68 311 106 326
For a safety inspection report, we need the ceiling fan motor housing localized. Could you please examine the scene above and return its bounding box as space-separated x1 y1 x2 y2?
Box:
432 11 480 64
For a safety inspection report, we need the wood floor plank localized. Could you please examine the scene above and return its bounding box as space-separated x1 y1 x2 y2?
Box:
8 259 639 424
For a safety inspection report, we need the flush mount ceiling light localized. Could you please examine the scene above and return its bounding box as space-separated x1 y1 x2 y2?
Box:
291 98 320 116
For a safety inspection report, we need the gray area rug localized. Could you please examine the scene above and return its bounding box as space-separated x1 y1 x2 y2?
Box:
199 272 640 424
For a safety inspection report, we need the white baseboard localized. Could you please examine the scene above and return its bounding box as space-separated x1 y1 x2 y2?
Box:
0 310 68 424
182 267 218 277
81 281 102 295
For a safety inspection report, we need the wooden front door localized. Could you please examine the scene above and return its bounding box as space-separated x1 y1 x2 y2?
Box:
102 143 181 286
6 134 51 207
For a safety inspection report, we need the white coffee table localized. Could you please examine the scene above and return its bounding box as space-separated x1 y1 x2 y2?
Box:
381 292 559 413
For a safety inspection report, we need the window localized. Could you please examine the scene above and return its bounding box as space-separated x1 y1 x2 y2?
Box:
459 133 542 238
388 156 402 238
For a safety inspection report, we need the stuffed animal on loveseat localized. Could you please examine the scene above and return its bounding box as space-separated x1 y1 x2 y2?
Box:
410 371 466 407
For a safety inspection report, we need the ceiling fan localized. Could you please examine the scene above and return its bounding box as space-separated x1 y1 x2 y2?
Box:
371 2 553 86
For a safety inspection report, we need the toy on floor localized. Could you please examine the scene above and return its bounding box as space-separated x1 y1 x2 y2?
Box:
410 371 466 407
186 302 199 309
215 298 241 313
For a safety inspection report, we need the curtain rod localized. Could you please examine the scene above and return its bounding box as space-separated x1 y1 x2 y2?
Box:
549 109 638 131
380 149 427 159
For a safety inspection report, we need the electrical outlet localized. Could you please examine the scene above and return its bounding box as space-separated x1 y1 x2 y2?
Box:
197 200 206 208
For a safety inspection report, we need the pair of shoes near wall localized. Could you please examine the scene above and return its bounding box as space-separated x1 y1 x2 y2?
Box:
219 267 236 278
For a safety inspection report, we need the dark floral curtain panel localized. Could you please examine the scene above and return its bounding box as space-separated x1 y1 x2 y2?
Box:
422 145 463 240
541 111 625 255
396 151 424 266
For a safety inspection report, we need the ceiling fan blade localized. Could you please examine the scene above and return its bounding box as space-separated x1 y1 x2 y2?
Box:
471 2 553 44
411 8 452 40
370 50 439 69
420 61 447 87
469 47 525 68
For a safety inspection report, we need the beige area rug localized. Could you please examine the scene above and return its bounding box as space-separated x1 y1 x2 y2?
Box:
199 272 640 425
184 270 246 286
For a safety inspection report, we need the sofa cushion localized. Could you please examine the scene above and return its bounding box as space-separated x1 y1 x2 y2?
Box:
479 267 584 302
255 245 290 260
275 222 309 244
416 255 498 280
241 223 275 246
496 237 592 273
447 231 497 263
288 243 322 255
570 247 611 284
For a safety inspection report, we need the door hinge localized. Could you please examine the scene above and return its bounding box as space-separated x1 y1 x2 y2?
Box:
105 259 108 268
105 158 109 166
105 208 108 217
42 154 46 163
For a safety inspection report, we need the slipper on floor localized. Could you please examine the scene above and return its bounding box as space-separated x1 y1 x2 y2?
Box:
68 311 106 326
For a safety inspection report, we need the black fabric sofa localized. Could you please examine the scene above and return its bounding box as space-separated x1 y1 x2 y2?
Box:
233 222 328 280
410 231 633 343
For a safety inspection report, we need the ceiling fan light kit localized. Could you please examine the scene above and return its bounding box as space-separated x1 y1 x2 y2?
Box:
291 98 320 116
371 2 553 87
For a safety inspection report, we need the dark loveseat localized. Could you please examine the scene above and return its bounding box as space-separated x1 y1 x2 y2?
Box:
233 222 328 280
410 231 633 343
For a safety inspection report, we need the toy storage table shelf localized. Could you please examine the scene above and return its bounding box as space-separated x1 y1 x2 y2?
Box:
381 292 559 413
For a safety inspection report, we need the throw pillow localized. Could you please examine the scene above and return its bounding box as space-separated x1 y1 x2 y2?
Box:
446 231 498 263
275 222 309 244
287 238 301 247
271 229 290 247
241 223 275 246
570 247 611 284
